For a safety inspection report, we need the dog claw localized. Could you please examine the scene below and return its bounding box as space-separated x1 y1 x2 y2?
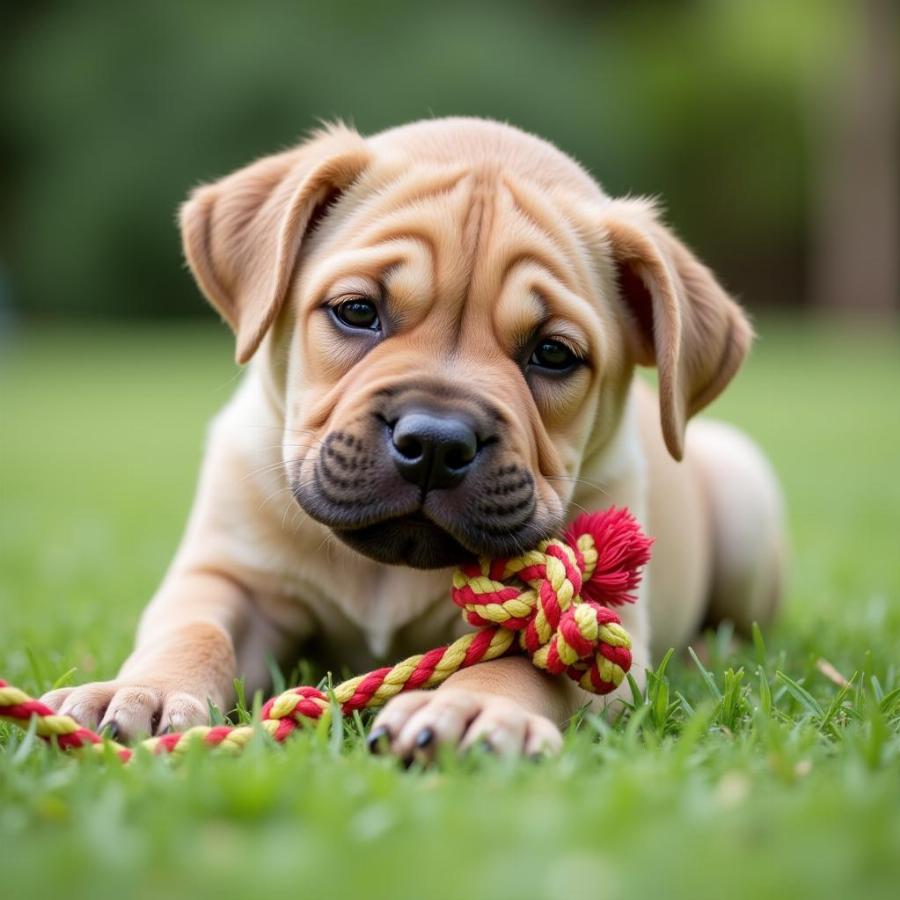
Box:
367 725 390 754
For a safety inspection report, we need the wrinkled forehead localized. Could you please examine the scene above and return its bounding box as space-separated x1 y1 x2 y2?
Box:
296 163 618 362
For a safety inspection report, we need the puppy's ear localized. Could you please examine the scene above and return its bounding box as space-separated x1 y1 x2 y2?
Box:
180 124 371 363
600 197 753 460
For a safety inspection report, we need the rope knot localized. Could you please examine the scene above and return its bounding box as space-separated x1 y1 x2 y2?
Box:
450 508 653 694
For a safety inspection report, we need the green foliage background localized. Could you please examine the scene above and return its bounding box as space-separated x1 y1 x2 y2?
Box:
2 0 848 320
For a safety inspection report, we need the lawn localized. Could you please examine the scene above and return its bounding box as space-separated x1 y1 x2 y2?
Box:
1 319 898 900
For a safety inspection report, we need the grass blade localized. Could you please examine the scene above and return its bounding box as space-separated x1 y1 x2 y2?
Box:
688 646 722 700
776 671 824 718
758 666 773 717
266 653 286 695
751 622 767 667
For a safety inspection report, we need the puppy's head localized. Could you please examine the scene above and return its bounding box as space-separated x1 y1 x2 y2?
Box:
181 119 751 568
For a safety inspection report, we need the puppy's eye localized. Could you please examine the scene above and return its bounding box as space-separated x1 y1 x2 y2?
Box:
529 339 578 372
332 297 380 332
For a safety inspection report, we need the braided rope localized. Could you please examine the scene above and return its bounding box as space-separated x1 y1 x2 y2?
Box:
0 508 652 762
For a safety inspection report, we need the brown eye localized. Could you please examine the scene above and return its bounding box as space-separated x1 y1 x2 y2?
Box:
529 339 577 372
333 297 380 331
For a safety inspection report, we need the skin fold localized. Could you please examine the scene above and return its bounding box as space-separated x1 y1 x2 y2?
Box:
42 118 785 758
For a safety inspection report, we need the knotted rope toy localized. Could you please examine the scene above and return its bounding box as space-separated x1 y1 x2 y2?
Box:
1 508 652 762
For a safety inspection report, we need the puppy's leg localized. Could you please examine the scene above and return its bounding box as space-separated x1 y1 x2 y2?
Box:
41 570 262 739
371 657 567 758
372 605 652 759
687 420 786 633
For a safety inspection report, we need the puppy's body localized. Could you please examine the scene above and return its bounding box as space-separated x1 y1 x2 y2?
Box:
44 119 784 754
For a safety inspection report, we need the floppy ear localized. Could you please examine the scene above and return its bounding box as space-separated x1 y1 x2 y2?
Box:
599 197 753 460
180 124 371 363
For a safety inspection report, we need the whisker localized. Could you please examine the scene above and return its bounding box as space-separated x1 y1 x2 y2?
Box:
242 445 326 482
281 492 310 533
243 460 290 482
256 485 296 515
313 529 335 557
244 426 318 434
545 473 610 497
565 497 590 516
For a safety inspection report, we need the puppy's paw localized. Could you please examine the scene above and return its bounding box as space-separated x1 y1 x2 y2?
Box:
368 688 563 762
41 680 209 741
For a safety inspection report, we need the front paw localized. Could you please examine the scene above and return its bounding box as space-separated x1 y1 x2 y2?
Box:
368 688 563 761
41 679 209 741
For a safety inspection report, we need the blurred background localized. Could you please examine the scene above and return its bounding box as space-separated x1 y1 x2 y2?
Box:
2 0 898 326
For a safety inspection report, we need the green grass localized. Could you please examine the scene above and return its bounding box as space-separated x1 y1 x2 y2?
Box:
1 320 899 900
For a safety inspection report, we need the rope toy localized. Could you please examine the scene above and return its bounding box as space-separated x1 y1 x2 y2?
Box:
1 508 652 762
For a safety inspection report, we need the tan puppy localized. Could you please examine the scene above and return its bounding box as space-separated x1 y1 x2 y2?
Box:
42 118 784 757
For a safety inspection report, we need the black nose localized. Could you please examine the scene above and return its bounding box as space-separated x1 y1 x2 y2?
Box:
389 411 479 492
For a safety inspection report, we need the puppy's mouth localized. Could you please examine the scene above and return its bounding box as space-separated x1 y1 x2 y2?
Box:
293 459 553 569
290 392 558 569
333 510 474 569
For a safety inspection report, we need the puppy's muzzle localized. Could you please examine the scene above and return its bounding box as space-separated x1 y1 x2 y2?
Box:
388 410 479 494
291 381 557 568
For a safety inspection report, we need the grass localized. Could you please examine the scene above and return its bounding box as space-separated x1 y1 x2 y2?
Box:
1 319 899 900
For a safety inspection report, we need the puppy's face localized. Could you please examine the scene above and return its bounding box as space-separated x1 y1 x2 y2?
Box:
181 120 751 569
284 166 627 567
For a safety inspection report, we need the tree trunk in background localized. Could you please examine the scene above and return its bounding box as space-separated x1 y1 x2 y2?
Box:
811 0 899 320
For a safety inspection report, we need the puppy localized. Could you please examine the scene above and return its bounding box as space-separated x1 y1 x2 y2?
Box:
43 118 784 756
